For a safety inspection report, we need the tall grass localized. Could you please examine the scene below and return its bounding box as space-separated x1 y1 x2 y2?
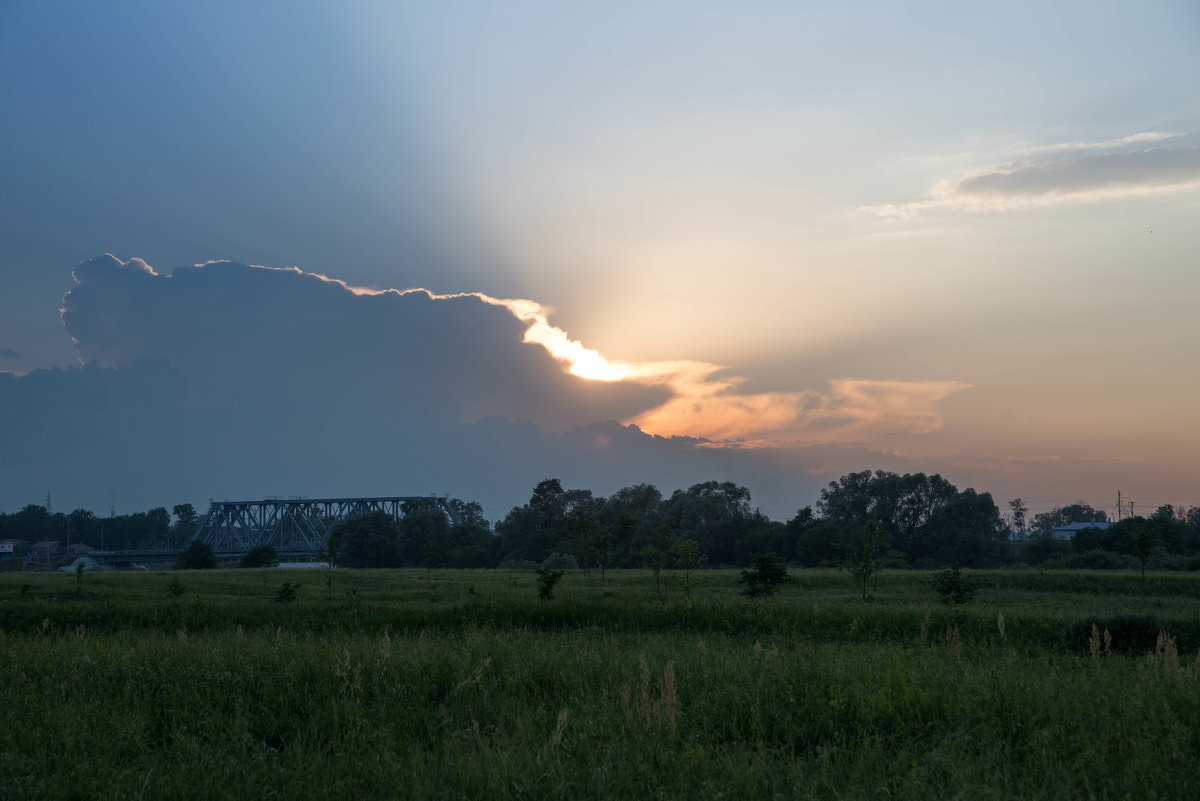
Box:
3 568 1200 799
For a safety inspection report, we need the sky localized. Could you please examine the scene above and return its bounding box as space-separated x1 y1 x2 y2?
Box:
2 1 1199 523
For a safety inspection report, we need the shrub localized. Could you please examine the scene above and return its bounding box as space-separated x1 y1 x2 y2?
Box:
275 582 300 603
239 545 279 569
739 553 795 597
536 566 564 600
931 565 980 606
542 552 580 570
175 541 218 570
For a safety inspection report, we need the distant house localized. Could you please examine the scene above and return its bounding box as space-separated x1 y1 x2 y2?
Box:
1051 522 1112 542
30 540 61 557
1 539 32 556
0 542 13 559
67 543 95 555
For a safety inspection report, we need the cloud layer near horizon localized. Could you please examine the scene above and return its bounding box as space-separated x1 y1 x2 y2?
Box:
0 254 971 517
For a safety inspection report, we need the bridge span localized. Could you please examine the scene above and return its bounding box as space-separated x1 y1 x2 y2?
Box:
190 496 459 555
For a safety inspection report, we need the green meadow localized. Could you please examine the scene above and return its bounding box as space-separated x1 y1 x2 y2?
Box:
3 568 1199 800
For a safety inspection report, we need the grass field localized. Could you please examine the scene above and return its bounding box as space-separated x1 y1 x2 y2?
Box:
3 567 1199 800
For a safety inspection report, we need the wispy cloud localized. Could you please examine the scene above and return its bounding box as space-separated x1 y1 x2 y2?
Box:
1017 131 1182 155
866 132 1200 218
0 348 21 360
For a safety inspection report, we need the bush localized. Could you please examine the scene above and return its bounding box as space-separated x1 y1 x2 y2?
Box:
536 566 564 600
274 582 300 603
739 553 794 597
931 565 980 606
239 545 279 569
175 541 218 570
542 552 579 570
333 511 403 569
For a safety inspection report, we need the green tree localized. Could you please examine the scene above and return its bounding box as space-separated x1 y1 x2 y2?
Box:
397 500 450 577
639 524 675 599
1032 503 1107 536
843 517 889 601
172 503 199 547
739 552 794 597
663 481 755 565
919 489 1008 567
175 540 217 570
1007 498 1028 538
1134 524 1160 595
334 511 403 569
931 565 980 606
536 566 564 600
672 538 705 604
239 545 279 568
817 470 958 563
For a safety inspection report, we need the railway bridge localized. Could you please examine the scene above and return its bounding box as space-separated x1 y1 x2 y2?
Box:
190 496 459 557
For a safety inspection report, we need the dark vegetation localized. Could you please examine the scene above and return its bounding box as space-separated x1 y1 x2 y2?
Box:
4 567 1200 800
7 472 1200 578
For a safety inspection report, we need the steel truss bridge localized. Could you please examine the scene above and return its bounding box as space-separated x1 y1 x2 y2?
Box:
191 496 458 557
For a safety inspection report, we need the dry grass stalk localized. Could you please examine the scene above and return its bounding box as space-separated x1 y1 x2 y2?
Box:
452 657 492 694
920 609 931 645
1149 631 1180 676
945 624 962 656
997 612 1005 642
1088 624 1101 660
537 707 570 764
335 648 363 701
620 654 678 733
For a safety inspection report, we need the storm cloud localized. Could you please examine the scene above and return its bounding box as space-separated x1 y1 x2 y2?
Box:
0 254 969 519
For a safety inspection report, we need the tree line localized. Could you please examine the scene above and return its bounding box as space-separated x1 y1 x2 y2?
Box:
0 503 199 551
8 472 1200 573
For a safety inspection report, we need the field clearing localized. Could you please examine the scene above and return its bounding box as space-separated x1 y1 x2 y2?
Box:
3 568 1200 799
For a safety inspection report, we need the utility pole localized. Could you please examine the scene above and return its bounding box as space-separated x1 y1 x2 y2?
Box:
1117 491 1122 522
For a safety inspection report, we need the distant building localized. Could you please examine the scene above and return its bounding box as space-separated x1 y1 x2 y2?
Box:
1051 522 1113 542
1 539 32 555
0 542 13 559
30 540 60 557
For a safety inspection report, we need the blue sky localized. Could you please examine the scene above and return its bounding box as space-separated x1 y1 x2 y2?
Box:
2 2 1199 518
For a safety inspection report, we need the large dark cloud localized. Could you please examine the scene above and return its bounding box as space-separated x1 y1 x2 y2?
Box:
3 255 885 519
61 255 668 431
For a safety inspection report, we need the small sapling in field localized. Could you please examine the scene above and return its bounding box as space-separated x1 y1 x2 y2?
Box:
536 566 564 600
739 553 795 597
931 565 980 606
275 582 300 603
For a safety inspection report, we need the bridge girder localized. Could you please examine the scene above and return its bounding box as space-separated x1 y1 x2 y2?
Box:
190 496 458 554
